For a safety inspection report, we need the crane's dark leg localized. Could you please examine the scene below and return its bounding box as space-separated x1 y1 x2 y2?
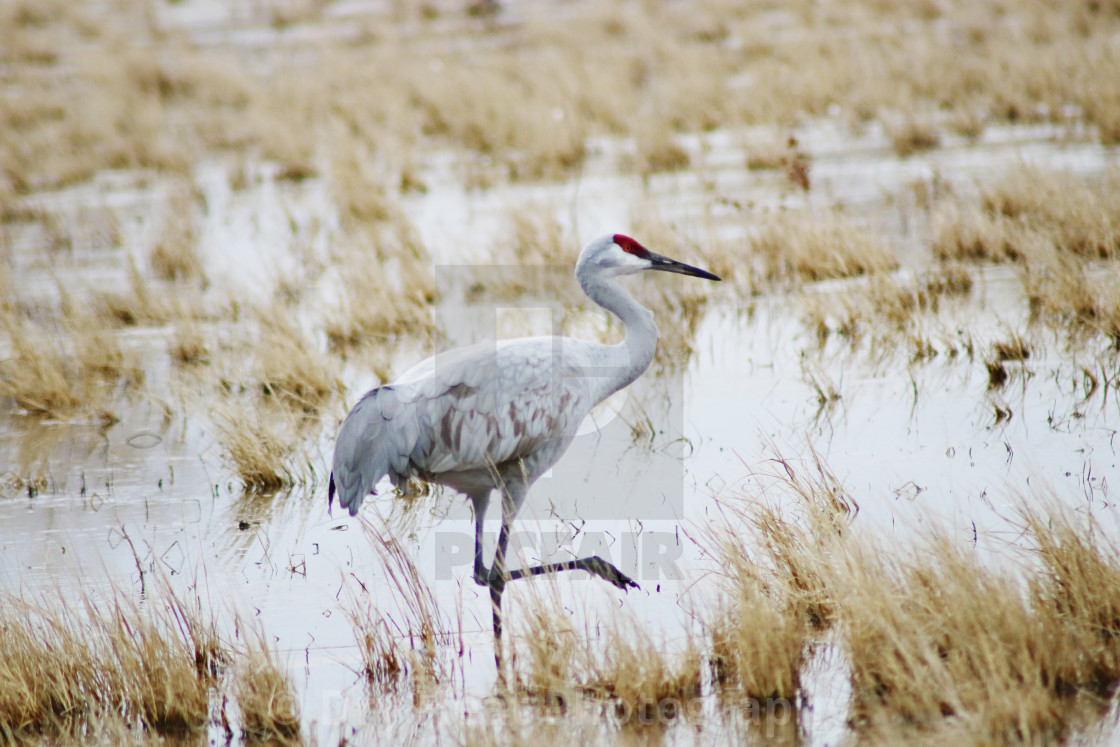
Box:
503 556 639 588
469 486 639 677
472 504 488 587
483 513 640 675
488 516 511 676
488 523 638 590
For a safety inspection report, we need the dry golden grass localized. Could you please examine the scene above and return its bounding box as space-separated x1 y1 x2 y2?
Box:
506 205 572 267
1022 504 1120 697
843 531 1120 744
938 167 1120 261
746 134 811 191
0 586 218 742
211 399 303 491
707 565 806 701
885 118 942 158
981 167 1120 260
722 449 1120 743
170 322 209 366
867 269 974 327
751 211 897 284
512 592 701 714
584 619 702 711
77 328 144 388
347 604 406 687
330 149 397 229
932 207 1029 264
0 308 143 418
150 206 204 285
742 446 856 622
399 50 589 182
800 264 974 351
626 123 691 179
97 259 174 327
254 314 340 413
1026 262 1120 344
234 633 301 743
0 317 86 415
3 0 1120 204
513 590 584 697
349 526 454 690
842 540 1034 737
925 167 1120 342
324 227 438 354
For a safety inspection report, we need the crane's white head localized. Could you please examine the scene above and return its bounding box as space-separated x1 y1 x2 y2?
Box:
576 234 722 283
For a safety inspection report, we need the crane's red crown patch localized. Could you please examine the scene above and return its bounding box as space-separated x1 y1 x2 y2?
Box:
613 234 651 259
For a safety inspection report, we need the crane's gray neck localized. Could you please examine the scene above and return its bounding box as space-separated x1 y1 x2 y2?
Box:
578 269 659 401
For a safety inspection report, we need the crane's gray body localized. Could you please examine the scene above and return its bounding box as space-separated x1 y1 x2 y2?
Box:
330 334 628 517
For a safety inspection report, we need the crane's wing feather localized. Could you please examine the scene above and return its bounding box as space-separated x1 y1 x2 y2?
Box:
330 339 590 516
330 386 414 516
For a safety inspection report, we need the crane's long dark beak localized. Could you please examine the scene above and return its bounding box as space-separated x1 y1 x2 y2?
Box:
647 251 722 281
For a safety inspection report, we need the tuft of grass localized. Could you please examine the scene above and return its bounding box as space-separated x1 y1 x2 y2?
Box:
931 207 1027 264
150 207 204 285
234 632 301 743
585 619 702 712
707 561 806 700
886 118 942 158
980 167 1120 260
1024 259 1120 343
0 586 218 741
1021 504 1120 698
324 232 437 353
347 605 406 687
0 310 141 417
628 123 691 178
513 592 702 715
514 591 583 696
843 532 1120 743
254 313 340 413
743 133 814 191
170 323 209 366
735 448 1120 742
97 259 173 327
506 206 571 267
76 328 145 389
992 334 1030 362
0 316 85 415
211 400 302 491
347 524 456 692
866 269 973 329
721 448 1120 743
331 150 397 229
751 211 897 284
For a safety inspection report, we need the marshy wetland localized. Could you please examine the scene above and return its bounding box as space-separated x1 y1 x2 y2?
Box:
3 0 1120 744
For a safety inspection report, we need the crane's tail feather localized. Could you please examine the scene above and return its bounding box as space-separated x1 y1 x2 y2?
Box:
330 387 416 517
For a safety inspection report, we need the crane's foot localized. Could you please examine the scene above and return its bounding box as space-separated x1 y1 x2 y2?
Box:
584 556 639 591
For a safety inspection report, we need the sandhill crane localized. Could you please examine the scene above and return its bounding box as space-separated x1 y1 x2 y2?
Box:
329 233 720 666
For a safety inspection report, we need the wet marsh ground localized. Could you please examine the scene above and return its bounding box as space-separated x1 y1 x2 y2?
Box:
3 0 1120 744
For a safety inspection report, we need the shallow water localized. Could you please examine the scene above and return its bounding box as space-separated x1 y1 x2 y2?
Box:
3 115 1120 744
